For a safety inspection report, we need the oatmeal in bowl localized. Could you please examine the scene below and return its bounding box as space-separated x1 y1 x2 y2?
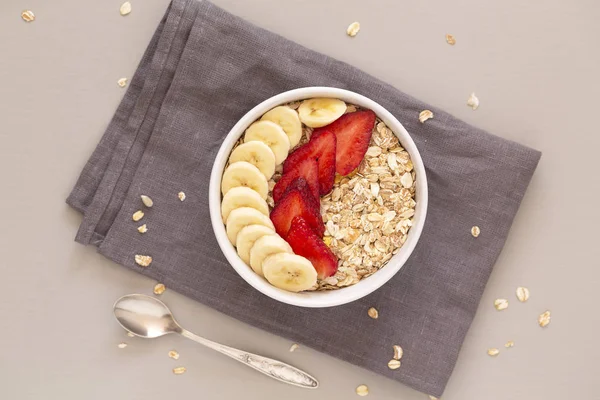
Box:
210 87 427 307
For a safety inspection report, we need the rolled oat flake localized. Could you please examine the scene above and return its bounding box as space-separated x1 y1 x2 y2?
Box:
516 286 530 302
21 10 35 22
347 22 361 37
487 348 499 357
467 92 480 110
367 307 379 319
132 210 144 221
134 254 152 267
120 2 132 16
392 345 403 360
419 110 434 123
141 195 154 207
538 310 551 327
494 298 508 311
153 283 166 295
355 384 369 396
172 366 186 375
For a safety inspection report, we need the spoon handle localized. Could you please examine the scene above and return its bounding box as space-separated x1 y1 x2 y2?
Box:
180 329 318 389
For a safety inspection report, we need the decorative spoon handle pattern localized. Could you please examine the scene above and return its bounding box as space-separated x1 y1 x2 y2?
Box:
180 329 318 389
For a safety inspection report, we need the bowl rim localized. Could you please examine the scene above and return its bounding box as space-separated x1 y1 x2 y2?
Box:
209 87 428 308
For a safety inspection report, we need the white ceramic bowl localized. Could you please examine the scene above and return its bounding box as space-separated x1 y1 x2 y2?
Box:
210 87 427 308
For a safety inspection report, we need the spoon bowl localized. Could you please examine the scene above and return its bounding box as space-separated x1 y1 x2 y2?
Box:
113 294 181 338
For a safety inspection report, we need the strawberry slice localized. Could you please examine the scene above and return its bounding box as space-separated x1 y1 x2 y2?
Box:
283 130 336 195
270 186 324 238
273 158 319 204
314 110 376 176
286 216 338 279
280 177 320 210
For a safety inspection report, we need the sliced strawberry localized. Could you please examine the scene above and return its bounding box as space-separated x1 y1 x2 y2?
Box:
283 130 336 195
314 110 376 176
270 187 324 238
280 177 320 210
272 158 319 204
286 216 338 279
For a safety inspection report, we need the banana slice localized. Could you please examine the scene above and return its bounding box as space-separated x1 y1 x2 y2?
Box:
249 234 292 276
228 141 276 179
221 186 269 223
221 161 268 199
261 106 302 148
244 121 290 165
236 224 275 265
225 207 274 245
298 98 347 128
262 253 317 292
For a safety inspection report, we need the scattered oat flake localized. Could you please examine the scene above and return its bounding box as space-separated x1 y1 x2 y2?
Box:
323 236 333 247
505 341 515 348
538 310 551 327
118 342 128 349
387 359 401 369
172 366 186 375
494 298 509 311
178 191 186 201
467 92 480 110
419 110 434 123
127 332 135 338
487 348 499 357
137 224 148 234
289 343 299 352
120 2 132 16
445 34 456 45
132 210 144 221
154 283 166 295
21 10 35 22
169 350 180 360
367 307 379 319
516 286 530 302
347 22 361 37
134 255 152 267
356 384 369 396
393 345 403 360
141 195 153 207
429 397 438 400
471 226 480 237
117 78 128 88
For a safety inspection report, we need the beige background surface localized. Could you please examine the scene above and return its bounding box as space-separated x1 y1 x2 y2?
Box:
1 0 598 399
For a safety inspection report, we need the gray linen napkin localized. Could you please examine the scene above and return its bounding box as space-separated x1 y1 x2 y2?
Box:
67 0 541 396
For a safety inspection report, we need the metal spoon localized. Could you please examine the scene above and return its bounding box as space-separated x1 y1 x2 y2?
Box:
113 294 318 389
